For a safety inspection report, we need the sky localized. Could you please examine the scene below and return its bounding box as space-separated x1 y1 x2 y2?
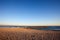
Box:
0 0 60 26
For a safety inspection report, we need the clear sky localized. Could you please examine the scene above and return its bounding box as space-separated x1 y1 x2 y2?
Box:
0 0 60 26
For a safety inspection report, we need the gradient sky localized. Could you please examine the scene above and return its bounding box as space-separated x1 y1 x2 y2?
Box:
0 0 60 26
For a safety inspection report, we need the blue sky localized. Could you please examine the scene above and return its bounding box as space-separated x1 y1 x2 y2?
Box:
0 0 60 26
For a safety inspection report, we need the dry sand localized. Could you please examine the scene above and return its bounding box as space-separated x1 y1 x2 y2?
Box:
0 28 60 40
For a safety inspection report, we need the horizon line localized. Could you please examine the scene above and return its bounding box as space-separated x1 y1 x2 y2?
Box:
0 24 60 26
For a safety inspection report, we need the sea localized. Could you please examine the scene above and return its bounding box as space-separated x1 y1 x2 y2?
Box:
38 26 60 30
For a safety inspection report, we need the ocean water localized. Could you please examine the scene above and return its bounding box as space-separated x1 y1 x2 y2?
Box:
36 26 60 30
